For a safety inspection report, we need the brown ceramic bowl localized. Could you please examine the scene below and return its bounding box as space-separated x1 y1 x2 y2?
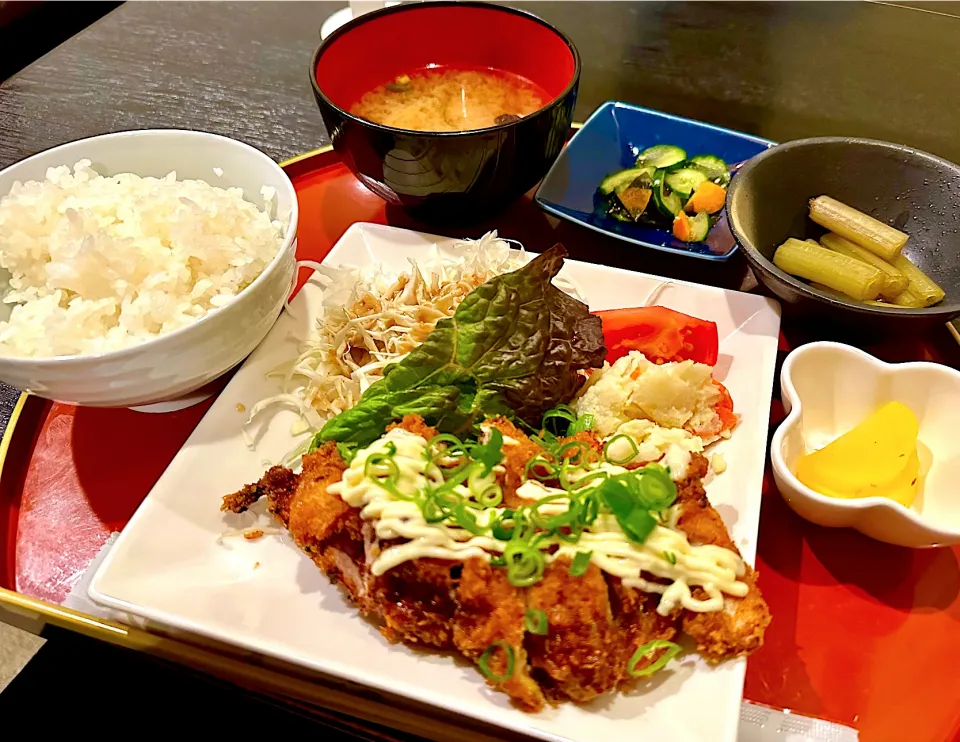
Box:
726 137 960 334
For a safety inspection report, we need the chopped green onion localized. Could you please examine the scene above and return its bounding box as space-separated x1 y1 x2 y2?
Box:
634 464 677 510
524 455 558 482
569 550 592 576
542 404 578 436
478 641 516 683
529 494 575 530
491 509 517 541
619 508 657 543
603 434 640 465
560 466 608 492
568 412 595 435
421 491 457 523
364 453 399 481
596 475 658 543
556 441 596 467
663 551 677 565
453 501 485 535
627 640 682 677
582 491 600 525
474 484 503 508
335 441 358 463
531 427 561 455
438 459 472 487
490 555 506 567
504 541 546 587
424 433 467 463
524 609 549 636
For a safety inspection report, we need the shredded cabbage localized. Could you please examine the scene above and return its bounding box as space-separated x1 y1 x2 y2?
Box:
244 232 585 453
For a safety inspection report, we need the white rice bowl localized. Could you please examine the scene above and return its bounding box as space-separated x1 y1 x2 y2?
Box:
0 159 286 358
0 129 298 408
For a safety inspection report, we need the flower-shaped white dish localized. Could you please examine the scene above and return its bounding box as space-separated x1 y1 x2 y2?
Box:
771 341 960 548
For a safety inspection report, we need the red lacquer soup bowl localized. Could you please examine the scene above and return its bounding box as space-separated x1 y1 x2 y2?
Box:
310 1 580 222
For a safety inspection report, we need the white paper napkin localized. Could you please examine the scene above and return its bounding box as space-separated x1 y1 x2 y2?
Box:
71 536 857 742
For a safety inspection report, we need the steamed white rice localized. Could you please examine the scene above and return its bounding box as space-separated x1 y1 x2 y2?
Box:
0 160 286 358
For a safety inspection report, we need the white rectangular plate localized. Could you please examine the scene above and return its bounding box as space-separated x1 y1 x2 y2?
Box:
90 223 781 742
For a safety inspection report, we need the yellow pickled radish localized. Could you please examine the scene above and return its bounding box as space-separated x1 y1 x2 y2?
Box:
795 401 921 506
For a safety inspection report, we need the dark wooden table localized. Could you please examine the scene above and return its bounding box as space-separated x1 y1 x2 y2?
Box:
3 0 960 735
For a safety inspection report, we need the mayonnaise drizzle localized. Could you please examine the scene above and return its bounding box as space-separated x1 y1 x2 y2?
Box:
327 428 747 614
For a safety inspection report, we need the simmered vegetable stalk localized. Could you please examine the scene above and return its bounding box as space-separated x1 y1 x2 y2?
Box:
808 196 908 261
773 238 885 301
819 232 909 301
890 254 946 307
890 288 928 308
774 195 944 310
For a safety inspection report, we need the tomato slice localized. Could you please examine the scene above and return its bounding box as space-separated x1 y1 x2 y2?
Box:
596 306 719 366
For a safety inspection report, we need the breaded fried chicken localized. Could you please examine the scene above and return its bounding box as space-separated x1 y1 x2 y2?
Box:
454 559 546 712
607 579 680 682
525 558 621 702
373 556 458 649
681 569 769 662
673 452 772 660
387 414 439 440
221 414 770 711
221 465 298 516
485 417 544 508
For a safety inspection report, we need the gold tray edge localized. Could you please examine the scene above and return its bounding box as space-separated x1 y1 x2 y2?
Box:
279 143 334 168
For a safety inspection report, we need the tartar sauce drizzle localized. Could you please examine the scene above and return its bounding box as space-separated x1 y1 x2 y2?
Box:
327 428 747 614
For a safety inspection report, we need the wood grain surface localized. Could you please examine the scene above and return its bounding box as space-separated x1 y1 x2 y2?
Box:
3 1 960 169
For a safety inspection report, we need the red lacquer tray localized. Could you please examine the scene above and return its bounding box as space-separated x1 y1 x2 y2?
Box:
2 144 960 742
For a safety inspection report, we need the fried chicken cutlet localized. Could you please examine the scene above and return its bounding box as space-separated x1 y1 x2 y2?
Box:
222 414 769 711
673 455 772 660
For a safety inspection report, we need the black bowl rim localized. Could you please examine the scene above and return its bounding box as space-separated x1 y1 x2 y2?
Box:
727 135 960 318
308 0 581 139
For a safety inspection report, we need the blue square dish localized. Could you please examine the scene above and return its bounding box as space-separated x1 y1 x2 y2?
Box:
535 101 774 261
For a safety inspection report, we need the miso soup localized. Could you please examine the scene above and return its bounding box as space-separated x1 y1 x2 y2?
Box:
350 67 550 132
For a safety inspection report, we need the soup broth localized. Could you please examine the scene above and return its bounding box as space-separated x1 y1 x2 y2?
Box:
350 66 550 132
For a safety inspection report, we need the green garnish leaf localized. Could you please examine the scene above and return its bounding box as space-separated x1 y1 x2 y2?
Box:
467 427 504 476
664 550 677 565
594 467 677 544
478 641 516 683
318 245 606 446
307 431 324 454
569 550 593 576
627 639 682 677
524 608 549 636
